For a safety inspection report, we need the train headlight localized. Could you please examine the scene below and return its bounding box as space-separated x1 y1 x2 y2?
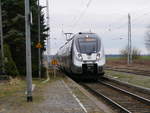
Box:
96 53 100 60
77 53 83 61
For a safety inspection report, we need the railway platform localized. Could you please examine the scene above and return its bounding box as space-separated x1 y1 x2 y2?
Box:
0 75 114 113
31 77 112 113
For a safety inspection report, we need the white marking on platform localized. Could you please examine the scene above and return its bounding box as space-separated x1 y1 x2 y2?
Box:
62 80 88 113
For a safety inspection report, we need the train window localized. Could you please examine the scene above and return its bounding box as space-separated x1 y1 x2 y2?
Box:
76 37 100 54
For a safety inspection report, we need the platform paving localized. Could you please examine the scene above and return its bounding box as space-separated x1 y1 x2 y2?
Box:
0 76 113 113
36 80 86 113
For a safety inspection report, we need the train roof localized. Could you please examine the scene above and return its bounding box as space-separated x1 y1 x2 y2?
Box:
58 32 100 50
78 32 96 34
74 32 100 39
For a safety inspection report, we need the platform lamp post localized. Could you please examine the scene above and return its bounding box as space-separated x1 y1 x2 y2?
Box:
0 0 5 74
37 0 41 78
25 0 33 102
46 0 50 78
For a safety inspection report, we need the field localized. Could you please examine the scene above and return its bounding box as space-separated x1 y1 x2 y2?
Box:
106 55 150 67
105 55 150 89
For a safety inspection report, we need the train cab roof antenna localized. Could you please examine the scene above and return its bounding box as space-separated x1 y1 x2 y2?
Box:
64 33 74 41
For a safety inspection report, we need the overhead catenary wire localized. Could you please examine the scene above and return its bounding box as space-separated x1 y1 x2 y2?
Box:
132 12 150 26
113 12 150 30
102 6 150 34
72 0 93 29
108 6 150 29
101 11 150 38
101 11 150 43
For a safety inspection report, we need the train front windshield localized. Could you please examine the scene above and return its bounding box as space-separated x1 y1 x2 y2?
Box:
76 37 100 54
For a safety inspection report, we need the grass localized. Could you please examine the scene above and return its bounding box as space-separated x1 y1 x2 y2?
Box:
106 70 150 88
0 78 49 108
0 72 66 113
0 71 68 113
106 57 121 61
139 55 150 60
0 77 47 98
0 71 65 98
106 55 150 61
0 78 26 98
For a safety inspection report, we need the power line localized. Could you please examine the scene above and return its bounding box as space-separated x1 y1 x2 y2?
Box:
101 12 150 37
104 6 150 32
109 6 150 28
132 12 150 26
114 12 150 30
72 0 93 28
86 0 92 7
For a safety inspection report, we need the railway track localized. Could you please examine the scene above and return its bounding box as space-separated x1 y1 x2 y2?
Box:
81 77 150 113
105 66 150 76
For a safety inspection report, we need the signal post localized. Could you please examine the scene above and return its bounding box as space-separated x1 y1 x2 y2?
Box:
51 59 58 77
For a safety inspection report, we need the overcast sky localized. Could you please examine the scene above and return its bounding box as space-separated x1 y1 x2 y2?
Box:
40 0 150 55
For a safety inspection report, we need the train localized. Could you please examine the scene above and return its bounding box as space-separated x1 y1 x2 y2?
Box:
56 32 105 80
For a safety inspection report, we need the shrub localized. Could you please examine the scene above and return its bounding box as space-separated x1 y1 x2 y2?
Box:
120 46 141 60
4 44 19 77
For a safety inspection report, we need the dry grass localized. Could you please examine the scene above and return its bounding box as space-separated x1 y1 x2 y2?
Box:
0 77 26 97
106 70 150 88
106 57 150 67
0 71 65 101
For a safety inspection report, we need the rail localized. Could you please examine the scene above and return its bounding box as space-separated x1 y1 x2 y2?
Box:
81 78 150 113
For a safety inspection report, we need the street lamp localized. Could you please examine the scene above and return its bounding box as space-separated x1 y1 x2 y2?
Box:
25 0 33 102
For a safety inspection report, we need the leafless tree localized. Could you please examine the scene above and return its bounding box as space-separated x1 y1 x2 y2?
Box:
120 46 141 60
